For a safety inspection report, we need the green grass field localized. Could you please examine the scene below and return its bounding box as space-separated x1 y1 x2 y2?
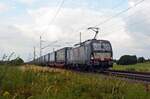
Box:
112 62 150 72
0 65 149 99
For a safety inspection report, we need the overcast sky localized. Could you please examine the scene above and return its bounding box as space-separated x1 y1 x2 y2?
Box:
0 0 150 61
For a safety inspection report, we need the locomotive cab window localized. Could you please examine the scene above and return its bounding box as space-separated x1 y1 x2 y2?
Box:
93 42 111 52
92 41 112 61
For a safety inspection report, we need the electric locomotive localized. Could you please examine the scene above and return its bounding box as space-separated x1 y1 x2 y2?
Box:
66 39 113 70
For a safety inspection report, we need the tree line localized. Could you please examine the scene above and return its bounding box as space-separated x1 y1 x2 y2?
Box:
0 52 24 66
114 55 149 65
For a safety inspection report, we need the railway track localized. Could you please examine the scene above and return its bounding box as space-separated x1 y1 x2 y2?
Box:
31 65 150 83
69 68 150 83
103 70 150 83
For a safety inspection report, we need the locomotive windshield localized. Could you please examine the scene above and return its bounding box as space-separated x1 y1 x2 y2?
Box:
93 42 111 52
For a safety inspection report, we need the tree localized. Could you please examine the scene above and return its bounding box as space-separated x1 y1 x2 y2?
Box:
138 57 145 63
10 57 24 65
117 55 137 65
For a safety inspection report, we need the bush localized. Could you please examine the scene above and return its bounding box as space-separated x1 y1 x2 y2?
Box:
10 57 24 65
113 59 117 64
117 55 137 65
137 57 145 63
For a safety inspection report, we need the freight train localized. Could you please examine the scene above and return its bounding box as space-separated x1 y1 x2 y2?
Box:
30 39 113 71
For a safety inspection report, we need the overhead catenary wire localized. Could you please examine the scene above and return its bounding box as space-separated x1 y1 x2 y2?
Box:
78 0 146 41
94 0 146 27
38 0 65 57
39 0 145 41
76 0 145 36
32 0 147 60
40 0 128 46
41 0 65 36
102 4 150 35
101 11 150 38
74 0 145 45
91 0 146 39
74 0 125 34
73 0 128 43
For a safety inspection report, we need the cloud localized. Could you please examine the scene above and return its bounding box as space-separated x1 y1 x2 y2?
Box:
1 0 150 61
0 24 37 61
13 6 135 59
126 0 150 35
19 7 105 41
14 0 36 5
26 7 124 44
0 3 9 13
123 0 150 58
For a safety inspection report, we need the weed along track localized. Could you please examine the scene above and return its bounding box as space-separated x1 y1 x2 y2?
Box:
0 65 149 99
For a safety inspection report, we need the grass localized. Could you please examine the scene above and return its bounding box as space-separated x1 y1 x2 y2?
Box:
0 65 149 99
112 62 150 72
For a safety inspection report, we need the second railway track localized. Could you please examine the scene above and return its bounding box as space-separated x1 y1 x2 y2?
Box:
102 70 150 83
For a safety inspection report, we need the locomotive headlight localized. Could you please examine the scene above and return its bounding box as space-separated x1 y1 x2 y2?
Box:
91 56 94 60
111 57 113 60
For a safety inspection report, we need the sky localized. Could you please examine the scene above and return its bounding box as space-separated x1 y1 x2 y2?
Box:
0 0 150 61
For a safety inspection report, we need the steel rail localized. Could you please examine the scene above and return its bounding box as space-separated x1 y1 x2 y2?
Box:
103 70 150 82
